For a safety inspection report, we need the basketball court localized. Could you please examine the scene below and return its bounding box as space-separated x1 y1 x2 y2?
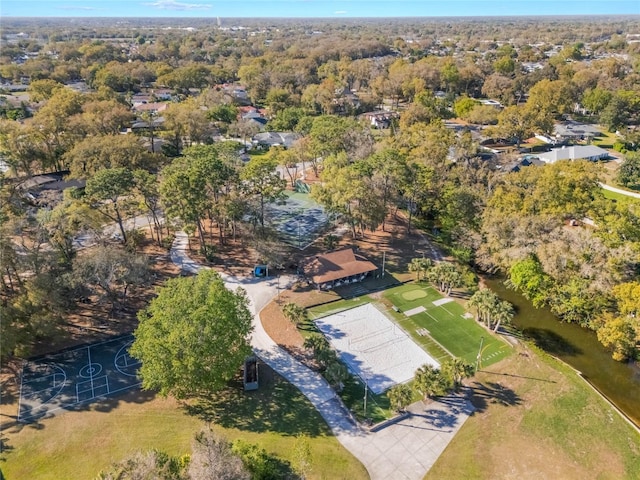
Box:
314 303 439 394
17 335 141 423
266 191 329 249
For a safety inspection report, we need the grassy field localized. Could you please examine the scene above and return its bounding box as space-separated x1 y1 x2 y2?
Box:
0 369 368 480
384 284 512 367
307 297 371 319
425 346 640 480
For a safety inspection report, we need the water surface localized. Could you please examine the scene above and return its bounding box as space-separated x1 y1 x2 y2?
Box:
486 278 640 428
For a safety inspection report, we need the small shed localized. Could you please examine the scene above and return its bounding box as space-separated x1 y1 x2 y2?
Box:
243 356 259 391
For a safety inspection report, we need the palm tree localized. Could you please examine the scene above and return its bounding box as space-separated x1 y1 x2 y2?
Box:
441 358 474 391
426 262 463 295
303 334 328 354
408 257 432 281
325 361 349 392
468 289 497 325
414 364 448 400
491 300 514 332
282 302 308 327
303 334 335 369
387 383 413 412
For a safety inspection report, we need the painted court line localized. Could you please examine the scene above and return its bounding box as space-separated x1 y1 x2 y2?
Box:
87 347 94 399
19 383 140 422
22 373 66 396
17 362 26 422
433 297 454 307
316 303 438 393
424 310 441 323
18 335 142 423
404 306 426 316
76 375 110 402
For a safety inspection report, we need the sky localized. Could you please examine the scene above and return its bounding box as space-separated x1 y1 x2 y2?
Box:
1 0 638 18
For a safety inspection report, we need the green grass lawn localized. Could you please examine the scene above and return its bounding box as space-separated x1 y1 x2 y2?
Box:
602 187 640 203
384 284 512 367
592 130 618 149
0 371 368 480
339 375 392 423
425 348 640 480
307 297 372 319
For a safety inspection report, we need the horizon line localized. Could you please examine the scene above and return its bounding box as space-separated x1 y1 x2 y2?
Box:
4 14 640 19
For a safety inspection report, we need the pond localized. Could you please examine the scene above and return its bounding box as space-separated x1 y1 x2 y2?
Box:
486 278 640 428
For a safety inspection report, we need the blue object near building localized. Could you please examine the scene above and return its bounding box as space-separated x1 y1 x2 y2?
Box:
254 265 267 277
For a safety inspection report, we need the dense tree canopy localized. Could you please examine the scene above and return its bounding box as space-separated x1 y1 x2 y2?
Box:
131 269 253 398
2 15 640 365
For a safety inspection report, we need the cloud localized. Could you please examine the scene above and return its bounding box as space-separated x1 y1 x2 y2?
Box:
58 5 105 10
143 0 212 10
334 10 348 14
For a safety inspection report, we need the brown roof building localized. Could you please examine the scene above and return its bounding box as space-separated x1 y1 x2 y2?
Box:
302 248 378 289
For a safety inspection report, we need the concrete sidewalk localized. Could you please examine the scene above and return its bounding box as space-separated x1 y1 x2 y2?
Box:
170 232 474 480
600 182 640 199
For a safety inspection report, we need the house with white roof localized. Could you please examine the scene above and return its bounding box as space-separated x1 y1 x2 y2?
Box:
537 145 609 164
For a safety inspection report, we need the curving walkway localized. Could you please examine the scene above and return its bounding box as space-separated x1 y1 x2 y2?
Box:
600 183 640 199
170 232 474 480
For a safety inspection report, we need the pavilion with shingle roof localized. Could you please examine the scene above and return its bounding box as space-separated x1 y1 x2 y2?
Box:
302 248 378 290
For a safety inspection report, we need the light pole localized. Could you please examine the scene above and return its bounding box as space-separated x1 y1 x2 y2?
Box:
475 336 485 372
296 208 304 249
382 251 386 277
363 376 368 418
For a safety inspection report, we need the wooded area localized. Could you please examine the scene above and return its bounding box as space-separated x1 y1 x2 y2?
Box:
1 15 639 367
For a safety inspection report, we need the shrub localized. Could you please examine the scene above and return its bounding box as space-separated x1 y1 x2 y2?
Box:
199 244 217 263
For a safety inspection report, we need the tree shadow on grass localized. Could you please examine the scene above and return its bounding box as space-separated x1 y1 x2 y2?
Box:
522 327 582 356
297 319 320 333
467 381 522 413
16 387 158 425
0 434 14 460
183 364 331 437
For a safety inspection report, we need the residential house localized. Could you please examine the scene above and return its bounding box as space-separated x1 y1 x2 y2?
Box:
360 110 399 129
16 170 86 207
505 156 546 172
252 132 301 149
333 87 361 114
553 121 601 143
131 93 154 107
479 99 503 109
133 102 168 114
150 88 173 101
223 85 251 105
536 145 609 164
